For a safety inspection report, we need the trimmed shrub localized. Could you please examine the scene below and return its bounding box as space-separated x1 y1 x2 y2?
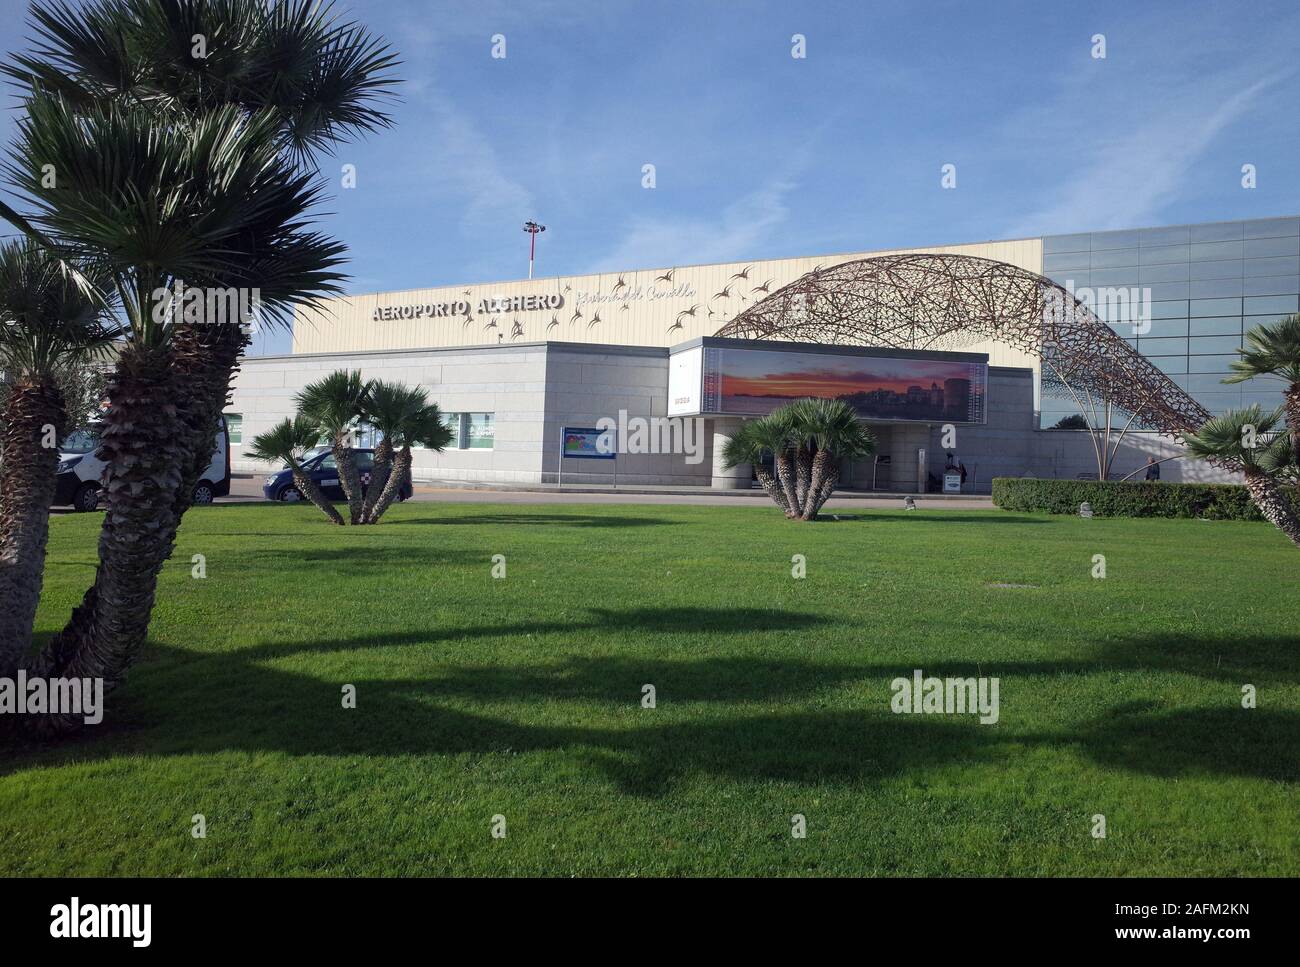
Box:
989 477 1285 520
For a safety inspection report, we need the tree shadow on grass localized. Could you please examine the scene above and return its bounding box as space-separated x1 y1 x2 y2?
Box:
1076 704 1300 784
246 545 487 570
1088 634 1300 686
856 513 1052 525
3 615 1297 795
198 606 827 665
10 653 1292 796
384 513 674 528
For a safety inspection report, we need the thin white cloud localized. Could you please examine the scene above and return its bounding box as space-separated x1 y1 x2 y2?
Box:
1004 70 1290 237
994 2 1300 239
422 93 534 231
587 177 796 273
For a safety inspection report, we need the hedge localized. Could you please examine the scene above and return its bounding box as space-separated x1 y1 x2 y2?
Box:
990 477 1276 520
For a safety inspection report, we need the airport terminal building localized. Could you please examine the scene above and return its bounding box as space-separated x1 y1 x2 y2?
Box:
227 215 1300 492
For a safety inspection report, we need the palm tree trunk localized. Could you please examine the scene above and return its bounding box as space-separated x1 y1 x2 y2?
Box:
1285 386 1300 471
291 464 344 525
803 447 834 520
794 444 812 512
168 322 247 522
753 464 788 514
775 450 799 518
810 464 841 519
31 342 190 732
32 325 247 701
0 379 66 676
333 441 365 524
365 445 411 523
1243 468 1300 547
361 438 393 523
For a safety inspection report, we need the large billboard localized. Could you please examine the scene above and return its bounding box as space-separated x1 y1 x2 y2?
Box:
692 347 987 424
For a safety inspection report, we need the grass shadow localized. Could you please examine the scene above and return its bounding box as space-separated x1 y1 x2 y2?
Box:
1077 705 1300 783
385 513 673 528
5 616 1297 798
861 513 1052 525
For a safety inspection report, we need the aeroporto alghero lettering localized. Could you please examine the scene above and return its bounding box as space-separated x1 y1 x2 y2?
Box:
373 294 564 321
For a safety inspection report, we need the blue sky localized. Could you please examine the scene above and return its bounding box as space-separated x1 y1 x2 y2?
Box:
1 0 1298 355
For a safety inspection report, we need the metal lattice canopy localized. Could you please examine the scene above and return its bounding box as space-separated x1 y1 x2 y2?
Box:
714 253 1211 436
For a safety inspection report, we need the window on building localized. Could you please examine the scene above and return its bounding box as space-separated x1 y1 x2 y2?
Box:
224 413 242 444
419 411 462 450
466 412 494 449
353 421 380 449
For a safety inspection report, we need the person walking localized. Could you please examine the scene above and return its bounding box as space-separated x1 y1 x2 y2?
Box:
1144 456 1161 481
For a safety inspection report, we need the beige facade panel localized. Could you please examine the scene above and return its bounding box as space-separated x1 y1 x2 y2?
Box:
291 238 1044 356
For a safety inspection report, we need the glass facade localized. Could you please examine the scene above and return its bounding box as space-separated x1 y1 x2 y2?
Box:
1040 216 1299 428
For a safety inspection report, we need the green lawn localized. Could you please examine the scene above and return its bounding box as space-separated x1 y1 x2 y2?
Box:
2 501 1297 876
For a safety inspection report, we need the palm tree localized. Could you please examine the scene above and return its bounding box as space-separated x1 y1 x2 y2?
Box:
0 240 114 676
12 98 347 712
2 0 397 731
786 398 876 520
1184 405 1300 547
365 398 453 524
359 379 428 523
1224 313 1300 463
247 417 343 526
722 399 875 521
721 415 793 516
295 370 370 525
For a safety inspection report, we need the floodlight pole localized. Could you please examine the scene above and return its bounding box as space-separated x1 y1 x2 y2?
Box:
523 220 546 279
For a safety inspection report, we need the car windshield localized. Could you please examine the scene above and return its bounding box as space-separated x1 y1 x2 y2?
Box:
61 427 101 454
297 446 330 469
310 450 373 472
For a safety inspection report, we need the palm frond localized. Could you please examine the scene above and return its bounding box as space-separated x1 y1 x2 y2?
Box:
247 413 319 465
4 0 401 166
721 420 764 469
721 413 798 469
785 397 877 459
408 403 453 452
1224 314 1300 385
294 368 368 436
0 238 119 377
2 95 347 342
1183 405 1286 470
361 378 431 442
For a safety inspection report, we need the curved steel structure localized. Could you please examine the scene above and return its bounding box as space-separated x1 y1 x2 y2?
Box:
713 253 1210 435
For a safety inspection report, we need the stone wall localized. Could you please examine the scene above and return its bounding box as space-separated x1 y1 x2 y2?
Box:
228 344 1238 491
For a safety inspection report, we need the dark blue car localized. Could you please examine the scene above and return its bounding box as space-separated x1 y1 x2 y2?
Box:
262 447 412 503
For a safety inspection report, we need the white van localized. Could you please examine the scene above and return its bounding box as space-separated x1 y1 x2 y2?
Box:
54 417 231 512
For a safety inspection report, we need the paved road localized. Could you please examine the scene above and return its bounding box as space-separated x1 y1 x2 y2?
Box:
227 475 994 509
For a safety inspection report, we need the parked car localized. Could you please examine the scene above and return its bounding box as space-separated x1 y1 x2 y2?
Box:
54 417 231 512
261 447 413 503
